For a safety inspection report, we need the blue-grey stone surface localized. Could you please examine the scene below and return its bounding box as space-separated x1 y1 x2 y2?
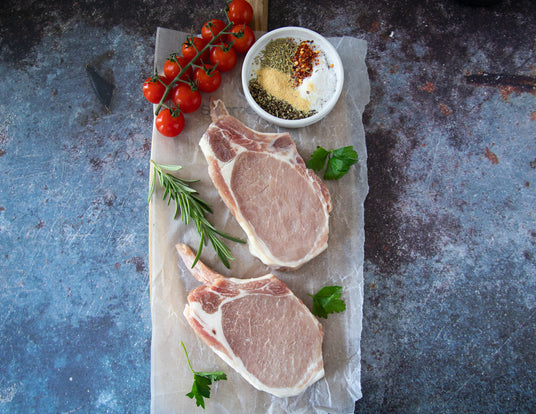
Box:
1 0 535 413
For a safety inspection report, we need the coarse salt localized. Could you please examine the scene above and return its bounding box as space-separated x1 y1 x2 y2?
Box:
298 51 337 112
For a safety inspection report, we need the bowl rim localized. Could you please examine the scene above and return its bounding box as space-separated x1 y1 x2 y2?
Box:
241 26 344 128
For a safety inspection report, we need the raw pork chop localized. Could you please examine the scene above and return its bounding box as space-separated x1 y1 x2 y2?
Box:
199 99 332 270
178 243 324 398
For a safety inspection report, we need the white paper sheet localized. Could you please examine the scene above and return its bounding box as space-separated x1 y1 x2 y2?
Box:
149 27 370 414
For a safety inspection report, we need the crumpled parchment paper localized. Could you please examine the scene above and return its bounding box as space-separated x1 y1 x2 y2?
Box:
149 27 370 414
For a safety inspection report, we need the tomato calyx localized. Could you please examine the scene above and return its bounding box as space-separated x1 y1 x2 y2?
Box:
167 53 186 68
183 79 199 92
194 65 222 93
228 24 255 54
148 72 166 84
198 63 219 77
182 35 198 49
169 105 182 118
214 41 235 53
157 102 183 118
167 52 179 64
229 25 245 40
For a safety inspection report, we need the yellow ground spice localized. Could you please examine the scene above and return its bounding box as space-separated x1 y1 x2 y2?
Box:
256 67 310 112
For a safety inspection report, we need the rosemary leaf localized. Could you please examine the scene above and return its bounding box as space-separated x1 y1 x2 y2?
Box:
147 173 156 203
156 163 183 172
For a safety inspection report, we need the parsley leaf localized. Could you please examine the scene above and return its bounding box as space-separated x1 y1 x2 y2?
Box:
306 145 358 180
307 146 330 171
186 374 211 408
308 286 346 319
181 341 227 409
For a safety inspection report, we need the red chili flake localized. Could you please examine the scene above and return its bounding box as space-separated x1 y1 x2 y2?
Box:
292 41 319 86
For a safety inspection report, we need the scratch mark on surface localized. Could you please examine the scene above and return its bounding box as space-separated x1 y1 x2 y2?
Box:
425 132 443 193
446 306 536 404
465 73 536 93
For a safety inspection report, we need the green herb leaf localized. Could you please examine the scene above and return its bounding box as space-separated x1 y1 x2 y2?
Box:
324 156 347 180
148 160 245 268
306 145 358 180
308 285 346 319
306 146 330 172
196 371 228 383
186 375 211 409
182 341 227 409
332 146 358 167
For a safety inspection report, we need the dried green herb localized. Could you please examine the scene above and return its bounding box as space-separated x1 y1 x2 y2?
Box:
258 38 297 75
248 79 316 120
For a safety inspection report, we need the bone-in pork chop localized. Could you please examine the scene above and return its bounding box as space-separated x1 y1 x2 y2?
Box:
199 99 332 270
178 243 324 398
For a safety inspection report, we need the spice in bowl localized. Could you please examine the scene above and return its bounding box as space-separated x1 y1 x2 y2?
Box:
248 37 337 120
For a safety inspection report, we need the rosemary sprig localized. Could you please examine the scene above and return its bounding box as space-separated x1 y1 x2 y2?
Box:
148 160 245 268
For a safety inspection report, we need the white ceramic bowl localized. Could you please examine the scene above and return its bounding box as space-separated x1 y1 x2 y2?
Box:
242 27 344 128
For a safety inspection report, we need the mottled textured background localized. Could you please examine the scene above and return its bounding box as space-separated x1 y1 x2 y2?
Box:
1 0 535 412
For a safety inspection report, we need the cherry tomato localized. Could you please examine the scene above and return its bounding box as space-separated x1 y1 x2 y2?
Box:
171 83 202 114
163 55 192 81
201 19 227 43
228 24 255 54
193 65 222 93
155 108 185 137
210 45 237 72
142 76 167 104
227 0 253 25
182 36 210 64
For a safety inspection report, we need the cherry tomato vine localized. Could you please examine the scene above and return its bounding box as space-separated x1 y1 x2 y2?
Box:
143 0 256 138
